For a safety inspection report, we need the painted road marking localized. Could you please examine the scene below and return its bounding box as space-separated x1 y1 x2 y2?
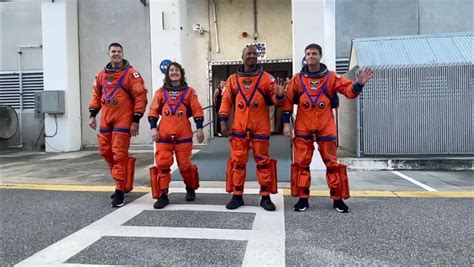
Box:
391 171 438 192
16 188 285 267
2 184 472 198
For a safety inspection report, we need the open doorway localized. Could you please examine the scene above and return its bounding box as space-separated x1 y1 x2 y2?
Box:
209 61 292 137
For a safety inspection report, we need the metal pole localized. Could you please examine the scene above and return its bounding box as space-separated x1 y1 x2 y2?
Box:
17 48 24 147
16 45 42 148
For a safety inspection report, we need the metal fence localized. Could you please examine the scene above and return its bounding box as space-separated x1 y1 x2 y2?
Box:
359 63 473 156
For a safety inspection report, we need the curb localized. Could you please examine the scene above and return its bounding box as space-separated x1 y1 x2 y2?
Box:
339 158 473 171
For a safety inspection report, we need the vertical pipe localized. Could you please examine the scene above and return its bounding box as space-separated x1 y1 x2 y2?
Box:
356 66 361 157
253 0 258 40
17 49 24 147
211 0 220 53
208 64 214 138
15 45 42 148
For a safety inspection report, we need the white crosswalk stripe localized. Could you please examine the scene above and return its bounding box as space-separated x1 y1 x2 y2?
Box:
16 188 285 266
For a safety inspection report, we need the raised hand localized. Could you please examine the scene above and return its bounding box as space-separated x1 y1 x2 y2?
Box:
274 77 287 97
356 67 373 85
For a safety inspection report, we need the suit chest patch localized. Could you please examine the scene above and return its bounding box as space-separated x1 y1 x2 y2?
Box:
243 78 253 89
106 75 114 85
169 91 179 101
310 80 319 91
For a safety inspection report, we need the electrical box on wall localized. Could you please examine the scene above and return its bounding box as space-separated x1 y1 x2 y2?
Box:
34 92 43 118
41 91 65 114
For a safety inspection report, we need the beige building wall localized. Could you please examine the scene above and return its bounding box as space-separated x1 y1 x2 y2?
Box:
178 0 292 140
182 0 213 138
208 0 292 61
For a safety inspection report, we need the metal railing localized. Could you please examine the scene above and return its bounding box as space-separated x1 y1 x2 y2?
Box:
192 105 215 135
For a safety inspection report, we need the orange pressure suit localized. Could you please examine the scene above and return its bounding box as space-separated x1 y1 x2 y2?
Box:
89 60 148 192
219 65 278 196
148 84 204 198
279 64 363 200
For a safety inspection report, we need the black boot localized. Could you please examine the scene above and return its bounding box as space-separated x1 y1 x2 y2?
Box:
154 194 169 209
226 195 244 210
185 187 196 201
259 195 276 211
333 199 350 213
293 198 309 212
111 189 125 207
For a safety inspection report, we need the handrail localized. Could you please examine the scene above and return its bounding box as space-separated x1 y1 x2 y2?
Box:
191 105 215 134
193 120 214 134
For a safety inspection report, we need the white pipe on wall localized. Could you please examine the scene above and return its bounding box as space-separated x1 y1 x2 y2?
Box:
211 0 220 53
16 44 42 148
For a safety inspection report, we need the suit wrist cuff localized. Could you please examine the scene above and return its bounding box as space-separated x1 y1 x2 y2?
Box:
148 117 158 129
283 112 291 123
194 117 204 128
353 82 364 93
89 108 98 118
219 116 228 122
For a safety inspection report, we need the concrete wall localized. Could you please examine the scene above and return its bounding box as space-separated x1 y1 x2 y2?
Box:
183 0 214 138
1 1 43 71
209 0 292 61
42 0 81 152
78 0 152 146
419 0 473 33
1 1 44 150
336 0 419 59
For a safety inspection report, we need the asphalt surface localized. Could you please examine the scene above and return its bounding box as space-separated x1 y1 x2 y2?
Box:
0 189 144 266
1 189 472 266
66 236 247 266
285 197 473 265
1 146 473 266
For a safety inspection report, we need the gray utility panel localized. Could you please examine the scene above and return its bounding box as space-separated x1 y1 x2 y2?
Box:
41 90 65 114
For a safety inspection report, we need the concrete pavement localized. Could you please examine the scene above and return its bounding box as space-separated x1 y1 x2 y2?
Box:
1 145 473 266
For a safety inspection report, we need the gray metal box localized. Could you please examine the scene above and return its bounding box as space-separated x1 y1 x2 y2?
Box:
41 91 65 114
34 92 42 118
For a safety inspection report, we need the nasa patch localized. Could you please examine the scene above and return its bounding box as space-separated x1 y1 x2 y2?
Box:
243 78 253 89
310 80 319 91
106 75 114 85
170 91 179 100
